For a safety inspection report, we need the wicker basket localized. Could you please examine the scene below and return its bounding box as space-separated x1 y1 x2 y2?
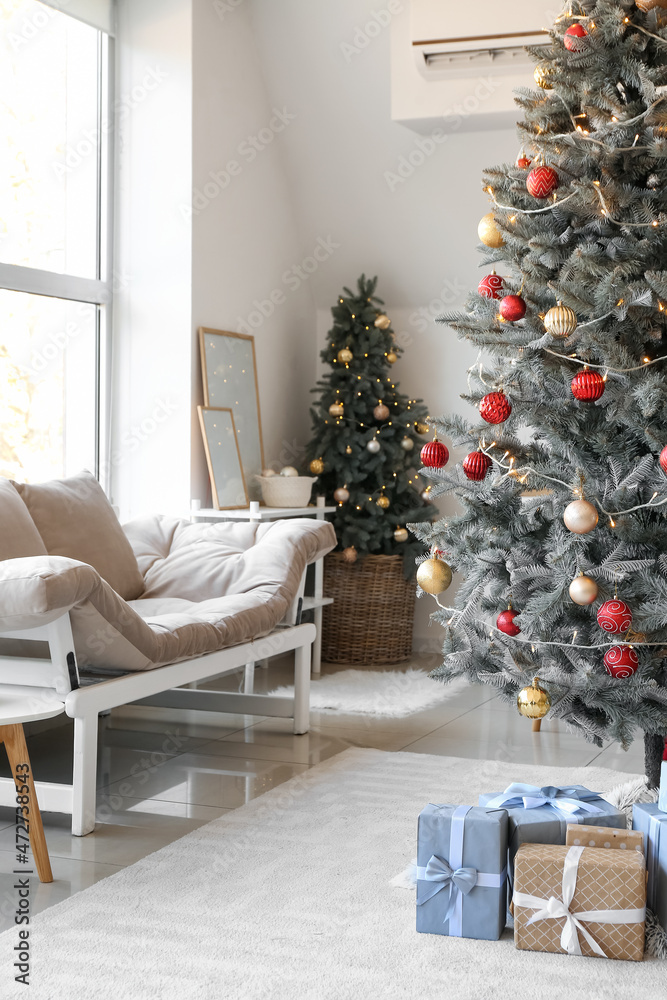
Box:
321 553 415 665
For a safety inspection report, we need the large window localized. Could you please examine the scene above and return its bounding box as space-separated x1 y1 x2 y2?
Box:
0 0 113 484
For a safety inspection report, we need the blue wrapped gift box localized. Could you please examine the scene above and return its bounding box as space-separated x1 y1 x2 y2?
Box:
633 802 667 933
478 783 625 882
416 803 508 940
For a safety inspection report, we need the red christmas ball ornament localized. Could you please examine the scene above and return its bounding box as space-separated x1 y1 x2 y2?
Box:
478 272 504 299
497 608 521 636
499 294 527 322
564 23 589 52
660 444 667 475
526 166 559 199
603 644 639 679
517 156 532 169
463 451 492 481
597 600 633 635
571 370 606 402
480 391 512 425
420 440 449 469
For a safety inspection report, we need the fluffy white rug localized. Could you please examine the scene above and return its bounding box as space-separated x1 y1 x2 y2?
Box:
270 668 467 717
0 750 663 999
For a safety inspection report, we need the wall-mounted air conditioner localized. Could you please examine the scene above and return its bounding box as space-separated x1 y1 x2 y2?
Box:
392 0 555 134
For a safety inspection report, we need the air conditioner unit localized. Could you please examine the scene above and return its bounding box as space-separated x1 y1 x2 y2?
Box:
392 0 555 134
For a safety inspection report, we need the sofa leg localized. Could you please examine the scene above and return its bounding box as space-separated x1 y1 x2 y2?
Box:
244 662 255 694
72 715 98 836
293 644 311 735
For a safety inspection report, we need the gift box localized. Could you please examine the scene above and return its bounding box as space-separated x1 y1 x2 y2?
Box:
416 804 508 940
513 843 646 961
479 783 626 879
632 802 667 933
566 823 644 853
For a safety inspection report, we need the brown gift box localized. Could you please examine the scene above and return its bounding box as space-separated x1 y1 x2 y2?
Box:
513 843 646 962
566 824 644 854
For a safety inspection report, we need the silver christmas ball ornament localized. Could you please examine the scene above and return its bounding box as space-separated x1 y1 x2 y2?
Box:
569 573 599 606
366 438 381 454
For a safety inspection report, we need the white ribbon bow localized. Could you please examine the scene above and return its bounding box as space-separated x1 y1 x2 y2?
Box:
513 845 645 958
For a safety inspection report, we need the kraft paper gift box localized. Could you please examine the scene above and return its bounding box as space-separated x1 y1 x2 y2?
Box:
416 804 508 940
478 783 626 881
632 802 667 933
513 843 646 962
566 824 644 853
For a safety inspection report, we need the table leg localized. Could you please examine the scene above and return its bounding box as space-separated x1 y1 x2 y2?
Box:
1 725 53 883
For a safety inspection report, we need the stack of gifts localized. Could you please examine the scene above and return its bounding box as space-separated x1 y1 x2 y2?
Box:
416 781 654 961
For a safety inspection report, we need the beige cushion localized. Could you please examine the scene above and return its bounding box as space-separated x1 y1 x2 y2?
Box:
0 517 336 671
13 471 144 601
0 478 48 561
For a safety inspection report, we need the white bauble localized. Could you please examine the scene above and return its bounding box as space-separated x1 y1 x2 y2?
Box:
262 469 277 478
280 466 299 477
401 437 414 451
563 499 598 534
366 439 381 454
334 487 350 503
569 574 599 606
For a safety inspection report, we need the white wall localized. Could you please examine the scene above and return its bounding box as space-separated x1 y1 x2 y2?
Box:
252 0 518 647
112 0 193 517
191 0 313 505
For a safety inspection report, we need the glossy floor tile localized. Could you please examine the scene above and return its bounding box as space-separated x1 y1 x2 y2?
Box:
0 655 646 930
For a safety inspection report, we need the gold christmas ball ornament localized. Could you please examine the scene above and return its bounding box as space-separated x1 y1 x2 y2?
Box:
534 64 554 90
415 421 430 435
280 466 299 477
569 573 599 606
544 301 578 338
328 401 344 417
517 676 551 720
309 458 325 476
337 347 353 364
386 351 398 364
563 498 598 534
334 486 350 503
374 314 391 330
373 403 390 421
345 445 353 455
394 527 409 543
478 212 505 249
416 557 452 595
376 495 390 509
342 546 357 564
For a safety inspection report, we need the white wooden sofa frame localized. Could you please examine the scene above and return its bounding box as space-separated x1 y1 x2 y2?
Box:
0 575 312 836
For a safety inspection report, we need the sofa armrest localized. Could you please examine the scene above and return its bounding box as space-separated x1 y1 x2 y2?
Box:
0 555 102 632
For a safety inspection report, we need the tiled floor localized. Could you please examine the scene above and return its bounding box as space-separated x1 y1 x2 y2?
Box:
0 655 645 931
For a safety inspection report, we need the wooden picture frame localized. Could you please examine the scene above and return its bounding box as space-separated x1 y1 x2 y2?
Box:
197 406 248 510
199 328 265 501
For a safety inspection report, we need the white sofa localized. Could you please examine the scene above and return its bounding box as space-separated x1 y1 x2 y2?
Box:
0 472 336 834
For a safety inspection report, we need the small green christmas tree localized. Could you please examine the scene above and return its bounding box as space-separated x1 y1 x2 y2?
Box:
307 275 432 569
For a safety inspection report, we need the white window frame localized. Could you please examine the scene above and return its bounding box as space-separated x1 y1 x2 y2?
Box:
0 10 114 488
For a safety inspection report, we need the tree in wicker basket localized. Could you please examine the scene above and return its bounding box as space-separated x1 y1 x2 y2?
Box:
306 274 433 664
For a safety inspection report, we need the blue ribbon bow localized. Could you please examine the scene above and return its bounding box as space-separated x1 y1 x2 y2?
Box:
485 783 603 818
417 855 478 922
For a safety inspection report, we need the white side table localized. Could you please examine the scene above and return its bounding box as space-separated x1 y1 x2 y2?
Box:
189 500 335 675
0 687 64 883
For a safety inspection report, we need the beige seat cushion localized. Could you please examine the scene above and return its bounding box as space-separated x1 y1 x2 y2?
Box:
13 471 145 601
0 478 48 561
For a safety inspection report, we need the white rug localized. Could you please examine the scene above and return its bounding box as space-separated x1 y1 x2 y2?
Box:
270 668 467 717
0 750 663 999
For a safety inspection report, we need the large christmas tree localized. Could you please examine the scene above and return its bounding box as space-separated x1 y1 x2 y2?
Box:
412 0 667 783
307 275 432 570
